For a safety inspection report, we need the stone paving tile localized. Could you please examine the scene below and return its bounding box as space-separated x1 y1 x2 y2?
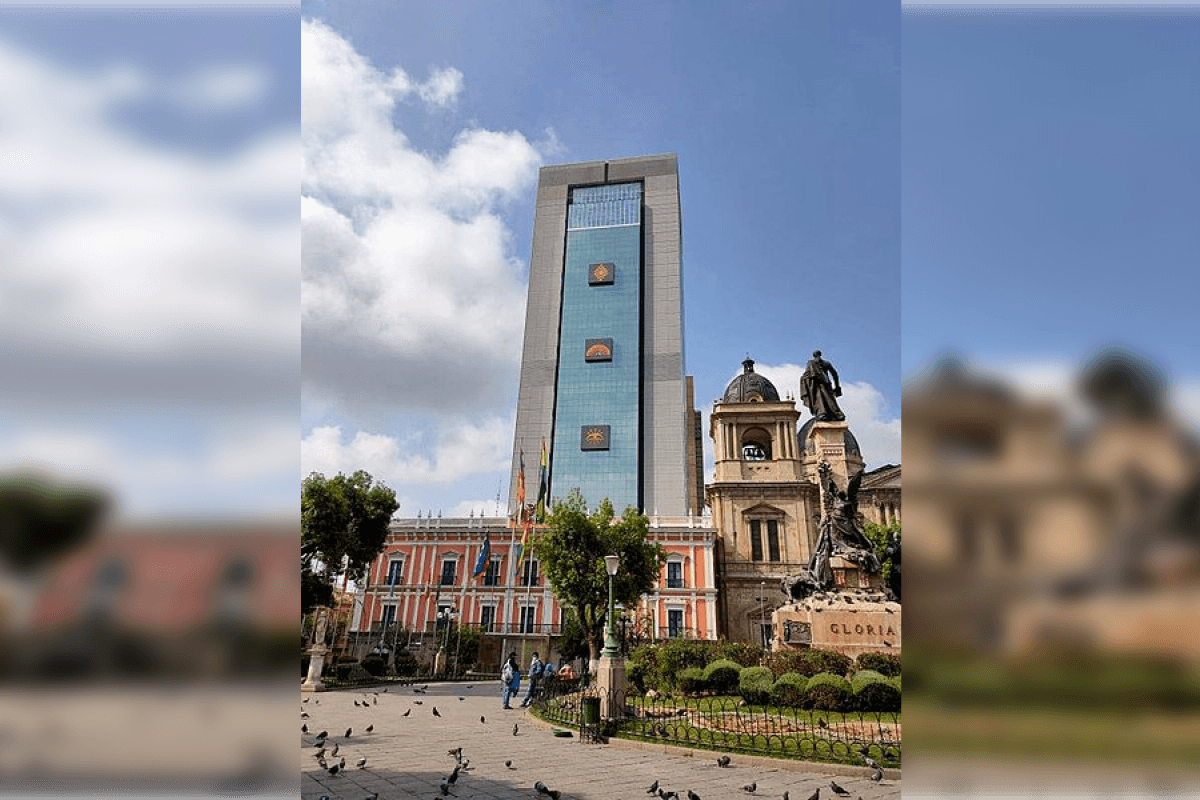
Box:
300 683 900 800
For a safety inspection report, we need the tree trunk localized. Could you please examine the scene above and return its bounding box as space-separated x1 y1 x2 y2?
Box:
587 635 601 676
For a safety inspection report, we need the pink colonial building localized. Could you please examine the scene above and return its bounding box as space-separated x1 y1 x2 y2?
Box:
351 512 717 669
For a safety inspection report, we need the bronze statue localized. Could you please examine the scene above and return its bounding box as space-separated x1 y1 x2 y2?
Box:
800 350 845 422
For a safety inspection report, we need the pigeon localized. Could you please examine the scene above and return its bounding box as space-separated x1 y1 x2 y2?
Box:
432 707 441 717
506 760 516 769
301 711 309 718
448 747 462 760
365 724 374 733
373 697 377 705
339 757 346 769
327 763 341 776
317 757 328 769
403 709 411 717
331 743 339 757
301 724 308 733
344 727 352 738
862 754 880 770
312 747 325 759
743 783 757 793
716 755 731 768
303 697 309 703
803 791 818 800
459 697 465 701
315 730 329 740
829 781 850 797
318 796 327 800
688 791 701 800
480 715 486 724
357 757 367 769
354 700 361 707
534 781 561 800
871 767 883 782
513 723 519 736
414 700 424 705
662 792 679 800
647 780 659 794
782 793 790 800
365 794 379 800
466 684 474 689
448 765 461 785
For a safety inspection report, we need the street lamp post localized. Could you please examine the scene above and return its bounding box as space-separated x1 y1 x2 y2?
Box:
601 555 620 659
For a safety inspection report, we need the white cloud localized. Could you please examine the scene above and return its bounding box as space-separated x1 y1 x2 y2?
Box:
301 416 514 487
174 65 271 111
301 19 542 416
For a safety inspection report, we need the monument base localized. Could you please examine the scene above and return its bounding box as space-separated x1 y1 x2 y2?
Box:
773 584 901 659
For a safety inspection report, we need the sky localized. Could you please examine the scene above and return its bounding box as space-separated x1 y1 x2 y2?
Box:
0 7 298 519
903 5 1200 420
300 0 902 520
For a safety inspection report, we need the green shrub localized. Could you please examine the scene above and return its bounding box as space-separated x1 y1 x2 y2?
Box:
361 654 388 677
804 672 852 711
851 669 901 712
771 672 808 707
678 667 707 696
626 659 648 693
856 651 901 677
764 648 853 679
652 640 713 691
738 666 775 705
709 642 766 668
703 659 742 695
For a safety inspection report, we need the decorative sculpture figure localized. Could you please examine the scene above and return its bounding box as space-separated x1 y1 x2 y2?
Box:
800 350 845 422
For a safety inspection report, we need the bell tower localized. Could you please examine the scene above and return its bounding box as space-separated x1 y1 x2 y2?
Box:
708 358 819 644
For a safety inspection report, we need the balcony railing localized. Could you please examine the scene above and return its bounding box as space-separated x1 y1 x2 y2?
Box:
423 620 561 636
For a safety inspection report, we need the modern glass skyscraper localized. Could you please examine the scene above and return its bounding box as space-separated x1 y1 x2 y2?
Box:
510 155 699 517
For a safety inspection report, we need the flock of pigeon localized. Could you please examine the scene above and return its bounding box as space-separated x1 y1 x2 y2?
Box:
303 685 891 799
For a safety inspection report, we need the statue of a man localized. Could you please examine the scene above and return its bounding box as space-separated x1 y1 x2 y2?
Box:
800 350 845 422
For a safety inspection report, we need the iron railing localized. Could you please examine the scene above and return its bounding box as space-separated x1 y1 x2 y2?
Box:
531 680 901 767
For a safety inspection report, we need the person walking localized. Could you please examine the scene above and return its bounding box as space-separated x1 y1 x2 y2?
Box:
520 651 544 708
501 652 521 709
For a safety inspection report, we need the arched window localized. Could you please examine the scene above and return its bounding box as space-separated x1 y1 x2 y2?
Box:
740 427 773 461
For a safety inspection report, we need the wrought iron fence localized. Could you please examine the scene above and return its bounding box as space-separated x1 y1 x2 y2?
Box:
531 679 901 767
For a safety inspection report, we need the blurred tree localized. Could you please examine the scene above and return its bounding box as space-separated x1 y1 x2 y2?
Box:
533 491 666 667
0 473 110 573
301 471 398 614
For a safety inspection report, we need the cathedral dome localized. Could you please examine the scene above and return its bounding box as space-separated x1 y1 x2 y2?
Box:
722 358 780 403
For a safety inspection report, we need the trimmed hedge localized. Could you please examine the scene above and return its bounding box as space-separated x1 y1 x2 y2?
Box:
710 642 766 668
763 649 854 679
856 651 901 677
851 669 901 711
804 672 852 711
361 654 387 677
703 659 742 695
738 666 775 705
678 667 707 696
770 671 808 706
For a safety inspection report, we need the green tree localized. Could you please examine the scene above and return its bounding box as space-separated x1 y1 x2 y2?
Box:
863 520 901 600
532 491 666 666
301 471 399 614
0 473 110 573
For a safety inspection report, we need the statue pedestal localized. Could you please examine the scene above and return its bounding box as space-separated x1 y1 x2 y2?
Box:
772 580 900 659
301 644 328 693
595 656 626 720
802 421 864 487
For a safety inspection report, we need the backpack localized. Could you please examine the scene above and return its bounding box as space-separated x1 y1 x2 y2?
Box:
531 659 544 678
501 663 513 685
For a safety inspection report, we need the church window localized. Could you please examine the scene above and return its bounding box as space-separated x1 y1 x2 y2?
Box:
750 520 763 561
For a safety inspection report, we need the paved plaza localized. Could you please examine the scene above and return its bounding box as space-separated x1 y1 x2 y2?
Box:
300 683 900 800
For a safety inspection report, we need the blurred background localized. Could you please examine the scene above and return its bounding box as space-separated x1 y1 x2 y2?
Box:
903 3 1200 797
0 3 297 795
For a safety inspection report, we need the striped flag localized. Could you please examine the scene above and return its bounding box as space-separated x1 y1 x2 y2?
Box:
472 531 491 582
535 438 549 522
513 450 526 525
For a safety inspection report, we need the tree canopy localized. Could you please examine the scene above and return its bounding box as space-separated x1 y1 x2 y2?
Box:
0 473 110 573
863 519 901 601
301 470 398 614
532 491 666 664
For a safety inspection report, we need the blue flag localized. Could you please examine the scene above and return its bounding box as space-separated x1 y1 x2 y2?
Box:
472 531 491 581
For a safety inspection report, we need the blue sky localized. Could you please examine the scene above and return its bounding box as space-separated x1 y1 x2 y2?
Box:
300 0 902 518
903 6 1200 413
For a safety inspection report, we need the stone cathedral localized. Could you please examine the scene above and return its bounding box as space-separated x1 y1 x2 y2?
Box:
708 358 900 646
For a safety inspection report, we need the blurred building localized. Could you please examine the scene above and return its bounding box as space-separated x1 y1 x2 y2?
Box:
9 521 295 677
709 358 901 646
903 354 1200 660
